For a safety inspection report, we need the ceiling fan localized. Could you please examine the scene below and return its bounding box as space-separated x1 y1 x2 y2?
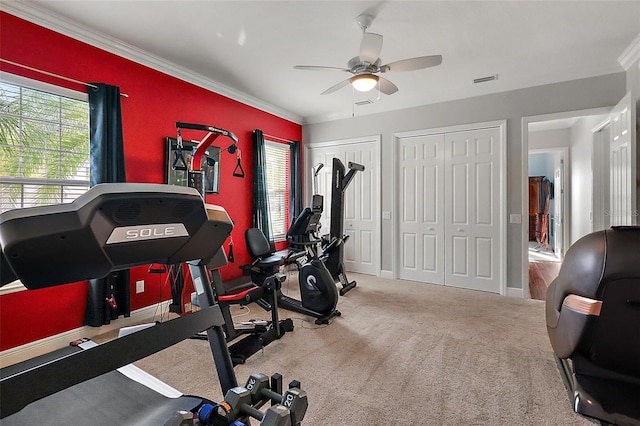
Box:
294 13 442 96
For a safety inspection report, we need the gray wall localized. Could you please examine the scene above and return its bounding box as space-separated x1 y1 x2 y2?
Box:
303 73 627 290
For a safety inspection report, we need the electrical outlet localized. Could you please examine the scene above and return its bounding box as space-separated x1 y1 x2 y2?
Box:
509 214 522 224
135 280 144 294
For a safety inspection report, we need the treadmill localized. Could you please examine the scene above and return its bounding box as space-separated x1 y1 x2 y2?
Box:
0 183 294 425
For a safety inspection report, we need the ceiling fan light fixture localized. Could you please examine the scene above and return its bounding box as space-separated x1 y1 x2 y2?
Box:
351 74 379 92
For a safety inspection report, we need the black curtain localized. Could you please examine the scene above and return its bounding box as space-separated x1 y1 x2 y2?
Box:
252 129 274 249
289 141 302 222
84 83 130 327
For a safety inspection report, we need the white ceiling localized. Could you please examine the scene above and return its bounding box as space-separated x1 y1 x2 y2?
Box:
5 1 640 124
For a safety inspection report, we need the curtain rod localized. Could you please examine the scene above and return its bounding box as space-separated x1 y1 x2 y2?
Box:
263 133 297 144
0 58 129 97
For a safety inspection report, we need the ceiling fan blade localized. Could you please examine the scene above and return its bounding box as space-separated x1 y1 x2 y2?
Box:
381 55 443 72
294 65 349 72
321 78 351 95
359 33 383 64
378 76 398 95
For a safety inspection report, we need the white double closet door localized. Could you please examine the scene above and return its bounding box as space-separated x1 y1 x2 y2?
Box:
397 123 505 294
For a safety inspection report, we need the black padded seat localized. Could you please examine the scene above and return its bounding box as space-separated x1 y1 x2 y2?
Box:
545 226 640 425
242 228 289 286
245 228 287 266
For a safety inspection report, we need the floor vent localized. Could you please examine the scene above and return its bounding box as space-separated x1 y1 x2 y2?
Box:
473 74 498 84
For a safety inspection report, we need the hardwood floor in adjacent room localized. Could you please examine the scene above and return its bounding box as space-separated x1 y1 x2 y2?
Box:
528 243 562 301
529 260 561 300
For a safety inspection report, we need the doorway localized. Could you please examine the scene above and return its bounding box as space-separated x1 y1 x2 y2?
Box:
527 148 565 300
524 108 610 300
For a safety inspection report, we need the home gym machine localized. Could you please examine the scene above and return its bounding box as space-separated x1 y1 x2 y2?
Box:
168 121 244 315
0 183 307 425
322 158 364 295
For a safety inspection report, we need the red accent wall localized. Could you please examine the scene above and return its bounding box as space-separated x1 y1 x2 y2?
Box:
0 12 302 351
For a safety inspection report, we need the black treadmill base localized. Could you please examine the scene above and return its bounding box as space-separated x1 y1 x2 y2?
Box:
3 370 206 426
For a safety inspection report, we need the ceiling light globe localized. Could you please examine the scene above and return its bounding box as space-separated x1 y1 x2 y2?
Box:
351 74 379 92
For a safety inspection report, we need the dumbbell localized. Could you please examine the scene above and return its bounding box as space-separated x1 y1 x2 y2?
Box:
244 374 308 425
198 387 292 426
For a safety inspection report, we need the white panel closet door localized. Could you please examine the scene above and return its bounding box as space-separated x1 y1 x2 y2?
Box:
308 139 380 276
397 134 445 284
444 127 501 293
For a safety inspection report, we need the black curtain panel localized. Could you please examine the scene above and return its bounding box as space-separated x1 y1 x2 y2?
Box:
288 140 304 248
289 141 302 222
252 129 274 249
84 83 130 327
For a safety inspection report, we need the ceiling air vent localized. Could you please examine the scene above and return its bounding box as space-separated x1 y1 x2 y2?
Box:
473 74 498 84
355 99 373 106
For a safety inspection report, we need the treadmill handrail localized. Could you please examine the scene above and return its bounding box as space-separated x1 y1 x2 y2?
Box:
0 305 225 419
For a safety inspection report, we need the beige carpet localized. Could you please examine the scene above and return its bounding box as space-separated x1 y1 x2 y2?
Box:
135 272 592 425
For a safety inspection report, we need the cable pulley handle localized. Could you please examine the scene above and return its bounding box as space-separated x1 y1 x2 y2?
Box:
233 149 245 178
172 147 188 171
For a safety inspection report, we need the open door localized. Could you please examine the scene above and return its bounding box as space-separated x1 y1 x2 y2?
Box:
609 92 636 226
553 163 564 259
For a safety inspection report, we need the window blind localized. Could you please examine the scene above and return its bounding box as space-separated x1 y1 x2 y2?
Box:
264 140 290 240
0 79 90 213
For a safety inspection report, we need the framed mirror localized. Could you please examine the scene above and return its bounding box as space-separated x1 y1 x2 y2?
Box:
166 137 220 193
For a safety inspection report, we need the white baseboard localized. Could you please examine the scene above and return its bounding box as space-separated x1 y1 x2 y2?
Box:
379 270 394 279
0 301 170 368
506 287 524 298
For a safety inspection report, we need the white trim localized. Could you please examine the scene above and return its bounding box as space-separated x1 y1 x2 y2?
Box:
507 287 525 299
618 33 640 70
391 120 507 295
0 301 171 368
1 2 302 124
1 71 88 101
379 270 394 279
389 131 397 279
393 120 506 140
306 134 381 149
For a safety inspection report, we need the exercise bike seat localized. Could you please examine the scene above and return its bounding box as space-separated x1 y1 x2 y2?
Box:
245 228 287 268
545 226 640 425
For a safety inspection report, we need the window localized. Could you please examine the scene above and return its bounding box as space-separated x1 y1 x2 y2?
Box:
0 76 90 214
264 140 290 241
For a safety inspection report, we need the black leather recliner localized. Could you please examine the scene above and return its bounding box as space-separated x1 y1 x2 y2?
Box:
545 226 640 425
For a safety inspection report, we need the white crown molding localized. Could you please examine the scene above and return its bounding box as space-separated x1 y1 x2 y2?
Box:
1 1 303 124
618 32 640 70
